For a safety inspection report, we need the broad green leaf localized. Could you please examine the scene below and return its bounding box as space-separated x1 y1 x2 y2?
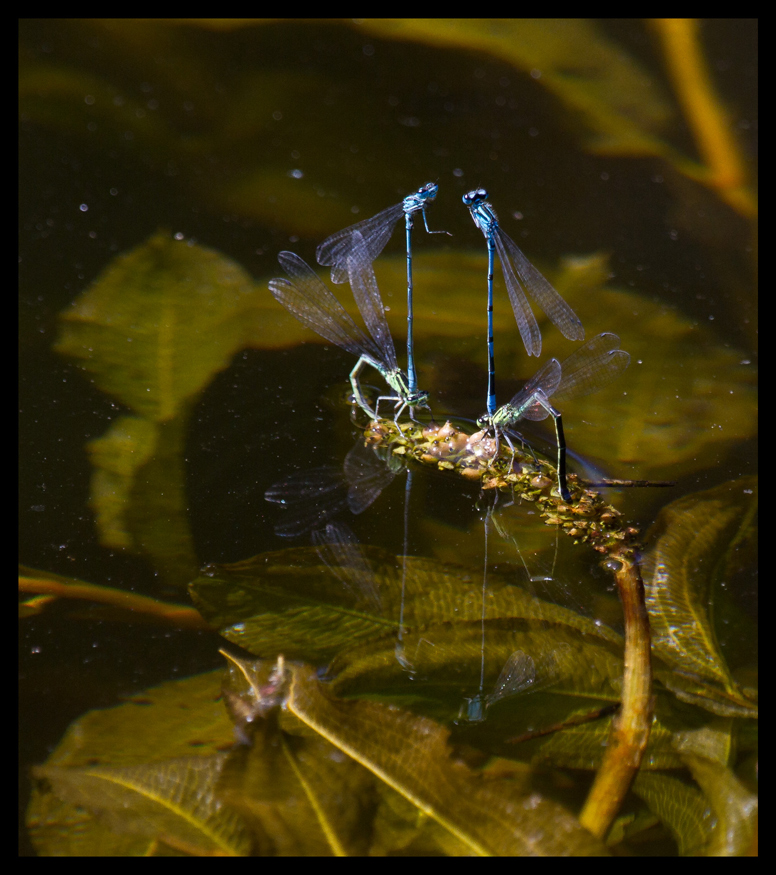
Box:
632 771 716 856
327 616 623 704
55 231 263 422
605 806 662 851
27 671 251 856
673 723 758 856
34 755 249 857
217 653 377 855
218 735 376 856
189 543 689 772
189 544 623 669
27 657 607 855
284 661 608 855
27 789 170 857
641 479 758 717
86 415 157 549
672 720 735 768
191 545 402 664
368 781 479 855
36 670 233 768
87 414 198 588
500 692 693 772
680 756 757 857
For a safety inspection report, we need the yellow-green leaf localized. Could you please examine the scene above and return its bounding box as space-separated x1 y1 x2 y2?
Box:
86 415 158 549
632 770 716 856
27 671 251 856
55 231 263 422
285 662 607 855
87 414 198 588
673 722 757 856
218 653 376 855
641 478 758 716
189 544 623 669
34 755 249 856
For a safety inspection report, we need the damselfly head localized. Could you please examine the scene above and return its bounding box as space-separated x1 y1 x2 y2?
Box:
463 188 488 206
409 390 430 408
476 413 493 429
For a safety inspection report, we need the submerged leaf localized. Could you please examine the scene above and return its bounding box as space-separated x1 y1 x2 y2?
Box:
218 654 377 856
26 671 251 856
189 544 623 669
28 659 610 856
632 770 716 856
285 662 607 855
190 541 736 775
672 723 758 856
328 616 623 706
87 414 198 588
86 416 157 549
35 755 249 856
33 670 234 768
55 231 262 422
190 545 634 772
641 478 758 716
497 691 685 773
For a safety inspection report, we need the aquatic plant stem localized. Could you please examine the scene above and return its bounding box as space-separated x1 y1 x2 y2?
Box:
19 572 209 629
363 417 655 837
652 18 756 219
579 548 653 839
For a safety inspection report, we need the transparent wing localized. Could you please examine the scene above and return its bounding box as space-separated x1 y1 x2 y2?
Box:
485 647 565 708
345 231 399 371
486 651 537 706
316 202 405 283
343 439 398 515
264 466 348 538
504 358 562 422
270 252 383 364
554 333 630 402
499 231 585 344
493 231 542 357
312 522 382 614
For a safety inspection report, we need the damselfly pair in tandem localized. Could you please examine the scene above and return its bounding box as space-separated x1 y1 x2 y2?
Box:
269 183 629 500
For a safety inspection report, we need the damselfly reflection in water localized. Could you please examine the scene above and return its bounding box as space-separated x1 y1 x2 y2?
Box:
264 438 402 537
486 488 600 620
265 436 421 673
458 499 569 724
311 522 382 615
333 440 422 672
461 648 571 724
269 232 430 421
316 182 451 395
